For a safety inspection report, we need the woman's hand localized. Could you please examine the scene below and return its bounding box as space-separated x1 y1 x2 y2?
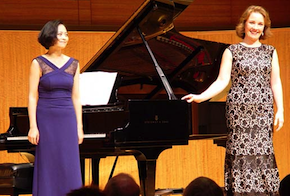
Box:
28 127 39 145
274 111 284 131
181 94 202 103
78 128 84 144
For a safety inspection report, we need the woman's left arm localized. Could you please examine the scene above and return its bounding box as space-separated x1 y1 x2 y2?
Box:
72 63 84 144
271 49 284 131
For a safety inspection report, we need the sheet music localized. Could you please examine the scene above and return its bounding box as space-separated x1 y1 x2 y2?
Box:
79 71 117 105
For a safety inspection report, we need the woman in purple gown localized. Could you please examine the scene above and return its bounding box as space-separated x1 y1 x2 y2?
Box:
28 20 84 196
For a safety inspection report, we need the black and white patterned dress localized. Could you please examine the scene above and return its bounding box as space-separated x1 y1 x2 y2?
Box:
224 43 280 196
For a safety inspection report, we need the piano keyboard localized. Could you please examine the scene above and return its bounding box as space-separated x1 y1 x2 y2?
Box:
7 133 106 141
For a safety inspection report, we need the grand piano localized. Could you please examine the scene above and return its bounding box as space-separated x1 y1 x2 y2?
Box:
0 0 229 196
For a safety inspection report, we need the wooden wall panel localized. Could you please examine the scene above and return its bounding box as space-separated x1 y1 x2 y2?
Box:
0 0 289 31
0 28 290 192
230 1 290 27
78 0 93 25
0 0 80 26
90 0 144 27
177 0 290 30
176 0 233 30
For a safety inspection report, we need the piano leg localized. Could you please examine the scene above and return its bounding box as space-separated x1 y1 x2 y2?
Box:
81 146 171 196
92 158 101 185
134 146 171 196
80 157 101 185
137 160 156 196
80 158 85 185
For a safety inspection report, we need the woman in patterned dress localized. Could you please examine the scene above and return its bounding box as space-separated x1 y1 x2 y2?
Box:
182 5 284 196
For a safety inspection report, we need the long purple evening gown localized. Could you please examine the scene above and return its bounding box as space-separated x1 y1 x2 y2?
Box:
32 56 82 196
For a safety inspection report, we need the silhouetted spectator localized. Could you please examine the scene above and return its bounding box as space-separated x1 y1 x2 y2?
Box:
66 185 105 196
279 174 290 196
104 173 140 196
183 176 224 196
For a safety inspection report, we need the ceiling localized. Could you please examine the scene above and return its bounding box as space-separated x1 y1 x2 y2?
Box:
0 0 289 31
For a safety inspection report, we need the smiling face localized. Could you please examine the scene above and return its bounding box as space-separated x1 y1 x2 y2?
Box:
244 12 265 42
54 24 69 49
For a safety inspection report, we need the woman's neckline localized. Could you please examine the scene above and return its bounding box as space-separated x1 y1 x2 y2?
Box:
239 42 262 48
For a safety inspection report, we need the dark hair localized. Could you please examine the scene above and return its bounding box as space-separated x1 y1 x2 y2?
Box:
279 174 290 196
236 5 272 40
38 20 65 49
66 185 105 196
183 176 224 196
104 173 140 196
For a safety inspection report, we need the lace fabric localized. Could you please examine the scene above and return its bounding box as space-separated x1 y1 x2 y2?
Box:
35 57 78 76
224 44 279 196
36 58 54 75
64 59 78 76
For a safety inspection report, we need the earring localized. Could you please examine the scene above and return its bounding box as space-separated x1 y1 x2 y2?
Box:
262 32 264 36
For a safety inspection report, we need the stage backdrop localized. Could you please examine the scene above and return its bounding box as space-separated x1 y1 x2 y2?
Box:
0 28 289 191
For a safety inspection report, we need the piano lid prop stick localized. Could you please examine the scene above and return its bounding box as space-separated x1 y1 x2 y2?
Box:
137 26 177 100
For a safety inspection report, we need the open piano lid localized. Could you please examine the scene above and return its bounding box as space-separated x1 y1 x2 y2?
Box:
81 0 229 97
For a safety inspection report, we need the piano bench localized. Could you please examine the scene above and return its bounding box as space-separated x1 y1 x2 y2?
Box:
0 163 33 196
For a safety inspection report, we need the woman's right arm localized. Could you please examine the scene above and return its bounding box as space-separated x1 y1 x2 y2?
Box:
28 59 41 145
182 48 233 103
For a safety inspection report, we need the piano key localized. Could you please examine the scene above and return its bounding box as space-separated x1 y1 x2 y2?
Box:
7 133 106 141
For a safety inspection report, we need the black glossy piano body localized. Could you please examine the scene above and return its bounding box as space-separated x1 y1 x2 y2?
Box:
1 100 192 196
0 0 229 196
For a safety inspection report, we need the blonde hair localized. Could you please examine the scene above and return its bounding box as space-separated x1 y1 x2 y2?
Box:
236 5 272 40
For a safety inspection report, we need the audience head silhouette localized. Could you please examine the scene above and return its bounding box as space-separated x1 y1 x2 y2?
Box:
66 185 105 196
279 174 290 196
104 173 140 196
183 176 224 196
